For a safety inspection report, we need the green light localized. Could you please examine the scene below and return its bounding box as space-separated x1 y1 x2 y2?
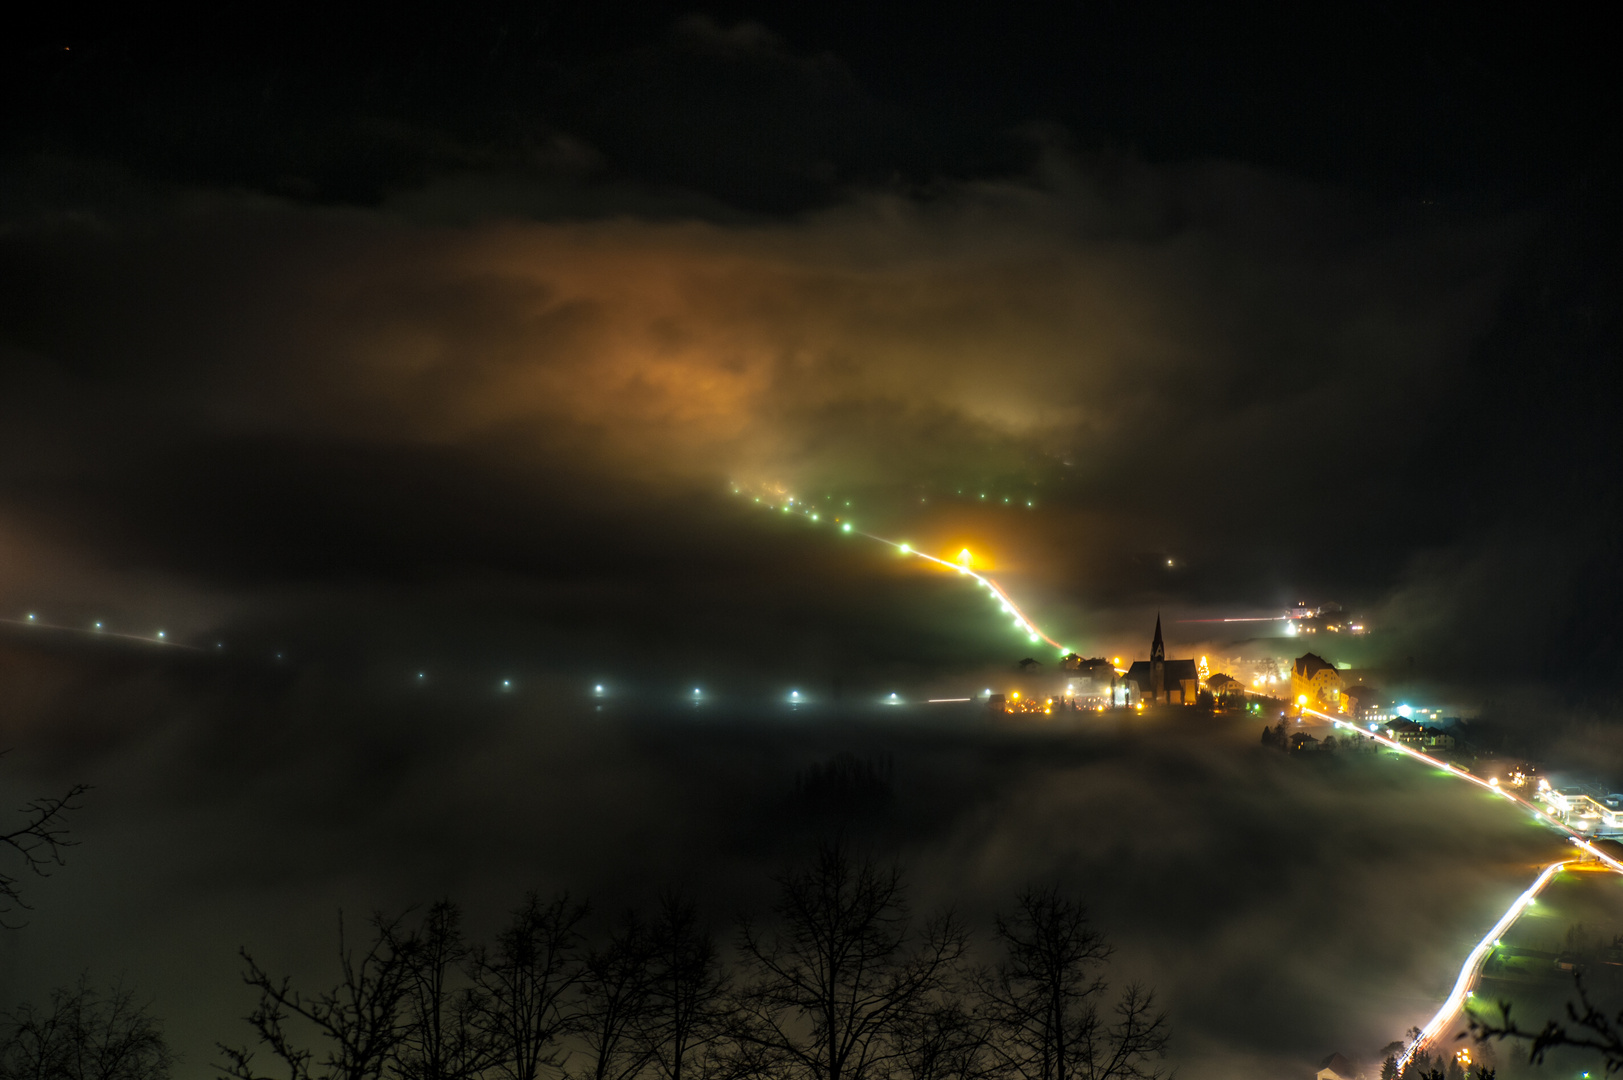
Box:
841 523 852 533
1029 634 1039 642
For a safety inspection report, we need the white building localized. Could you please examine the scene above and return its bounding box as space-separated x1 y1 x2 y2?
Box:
1536 781 1623 833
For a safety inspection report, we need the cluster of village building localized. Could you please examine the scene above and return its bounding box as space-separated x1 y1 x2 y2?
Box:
994 620 1467 749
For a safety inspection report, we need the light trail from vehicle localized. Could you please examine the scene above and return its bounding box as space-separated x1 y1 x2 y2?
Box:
1177 616 1290 623
1394 859 1570 1071
734 487 1071 654
1570 835 1623 875
1282 700 1623 1067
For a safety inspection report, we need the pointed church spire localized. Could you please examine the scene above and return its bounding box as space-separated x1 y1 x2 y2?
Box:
1151 614 1165 663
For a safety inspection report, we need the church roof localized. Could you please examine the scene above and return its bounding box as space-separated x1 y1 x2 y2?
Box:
1125 659 1199 683
1293 652 1338 678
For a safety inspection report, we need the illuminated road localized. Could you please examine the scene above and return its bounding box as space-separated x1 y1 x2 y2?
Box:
1293 702 1623 1068
737 487 1072 654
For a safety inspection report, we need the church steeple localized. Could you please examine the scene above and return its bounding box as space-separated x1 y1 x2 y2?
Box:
1151 614 1165 663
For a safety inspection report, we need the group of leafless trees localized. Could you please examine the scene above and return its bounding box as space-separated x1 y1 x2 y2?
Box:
214 845 1169 1080
0 979 174 1080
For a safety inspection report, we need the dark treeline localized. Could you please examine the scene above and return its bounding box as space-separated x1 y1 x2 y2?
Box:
2 844 1168 1080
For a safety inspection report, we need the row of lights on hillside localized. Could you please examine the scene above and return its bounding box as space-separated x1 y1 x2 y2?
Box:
21 611 174 642
20 611 277 657
571 684 927 706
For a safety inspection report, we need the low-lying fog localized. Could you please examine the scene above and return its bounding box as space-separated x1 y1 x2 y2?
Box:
0 632 1594 1078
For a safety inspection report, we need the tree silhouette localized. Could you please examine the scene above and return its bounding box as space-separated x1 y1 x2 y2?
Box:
733 841 968 1080
474 893 586 1080
1 758 88 927
890 996 989 1080
1 975 173 1080
642 895 728 1080
976 885 1168 1080
1469 972 1623 1072
217 913 411 1080
392 901 493 1080
574 912 655 1080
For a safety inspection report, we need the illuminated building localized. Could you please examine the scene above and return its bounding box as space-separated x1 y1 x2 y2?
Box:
1290 652 1344 710
1342 684 1387 722
1124 616 1199 705
1382 718 1425 745
1536 784 1623 834
1060 653 1117 704
1205 672 1245 704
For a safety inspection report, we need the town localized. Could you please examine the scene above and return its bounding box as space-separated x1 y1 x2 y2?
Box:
986 615 1623 839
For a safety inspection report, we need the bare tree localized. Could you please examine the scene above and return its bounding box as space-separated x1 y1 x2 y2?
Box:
642 895 729 1080
890 998 990 1080
475 892 587 1080
733 841 968 1080
216 913 411 1080
1 762 88 927
1470 973 1623 1072
0 976 173 1080
392 901 493 1080
977 886 1168 1080
574 913 655 1080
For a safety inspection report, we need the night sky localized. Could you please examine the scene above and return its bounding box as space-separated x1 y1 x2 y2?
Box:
2 4 1620 1078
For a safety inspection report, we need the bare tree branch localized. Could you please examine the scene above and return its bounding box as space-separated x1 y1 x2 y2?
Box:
1 767 89 927
1470 972 1623 1073
215 912 411 1080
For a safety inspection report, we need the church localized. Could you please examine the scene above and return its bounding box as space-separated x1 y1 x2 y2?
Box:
1124 617 1201 705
